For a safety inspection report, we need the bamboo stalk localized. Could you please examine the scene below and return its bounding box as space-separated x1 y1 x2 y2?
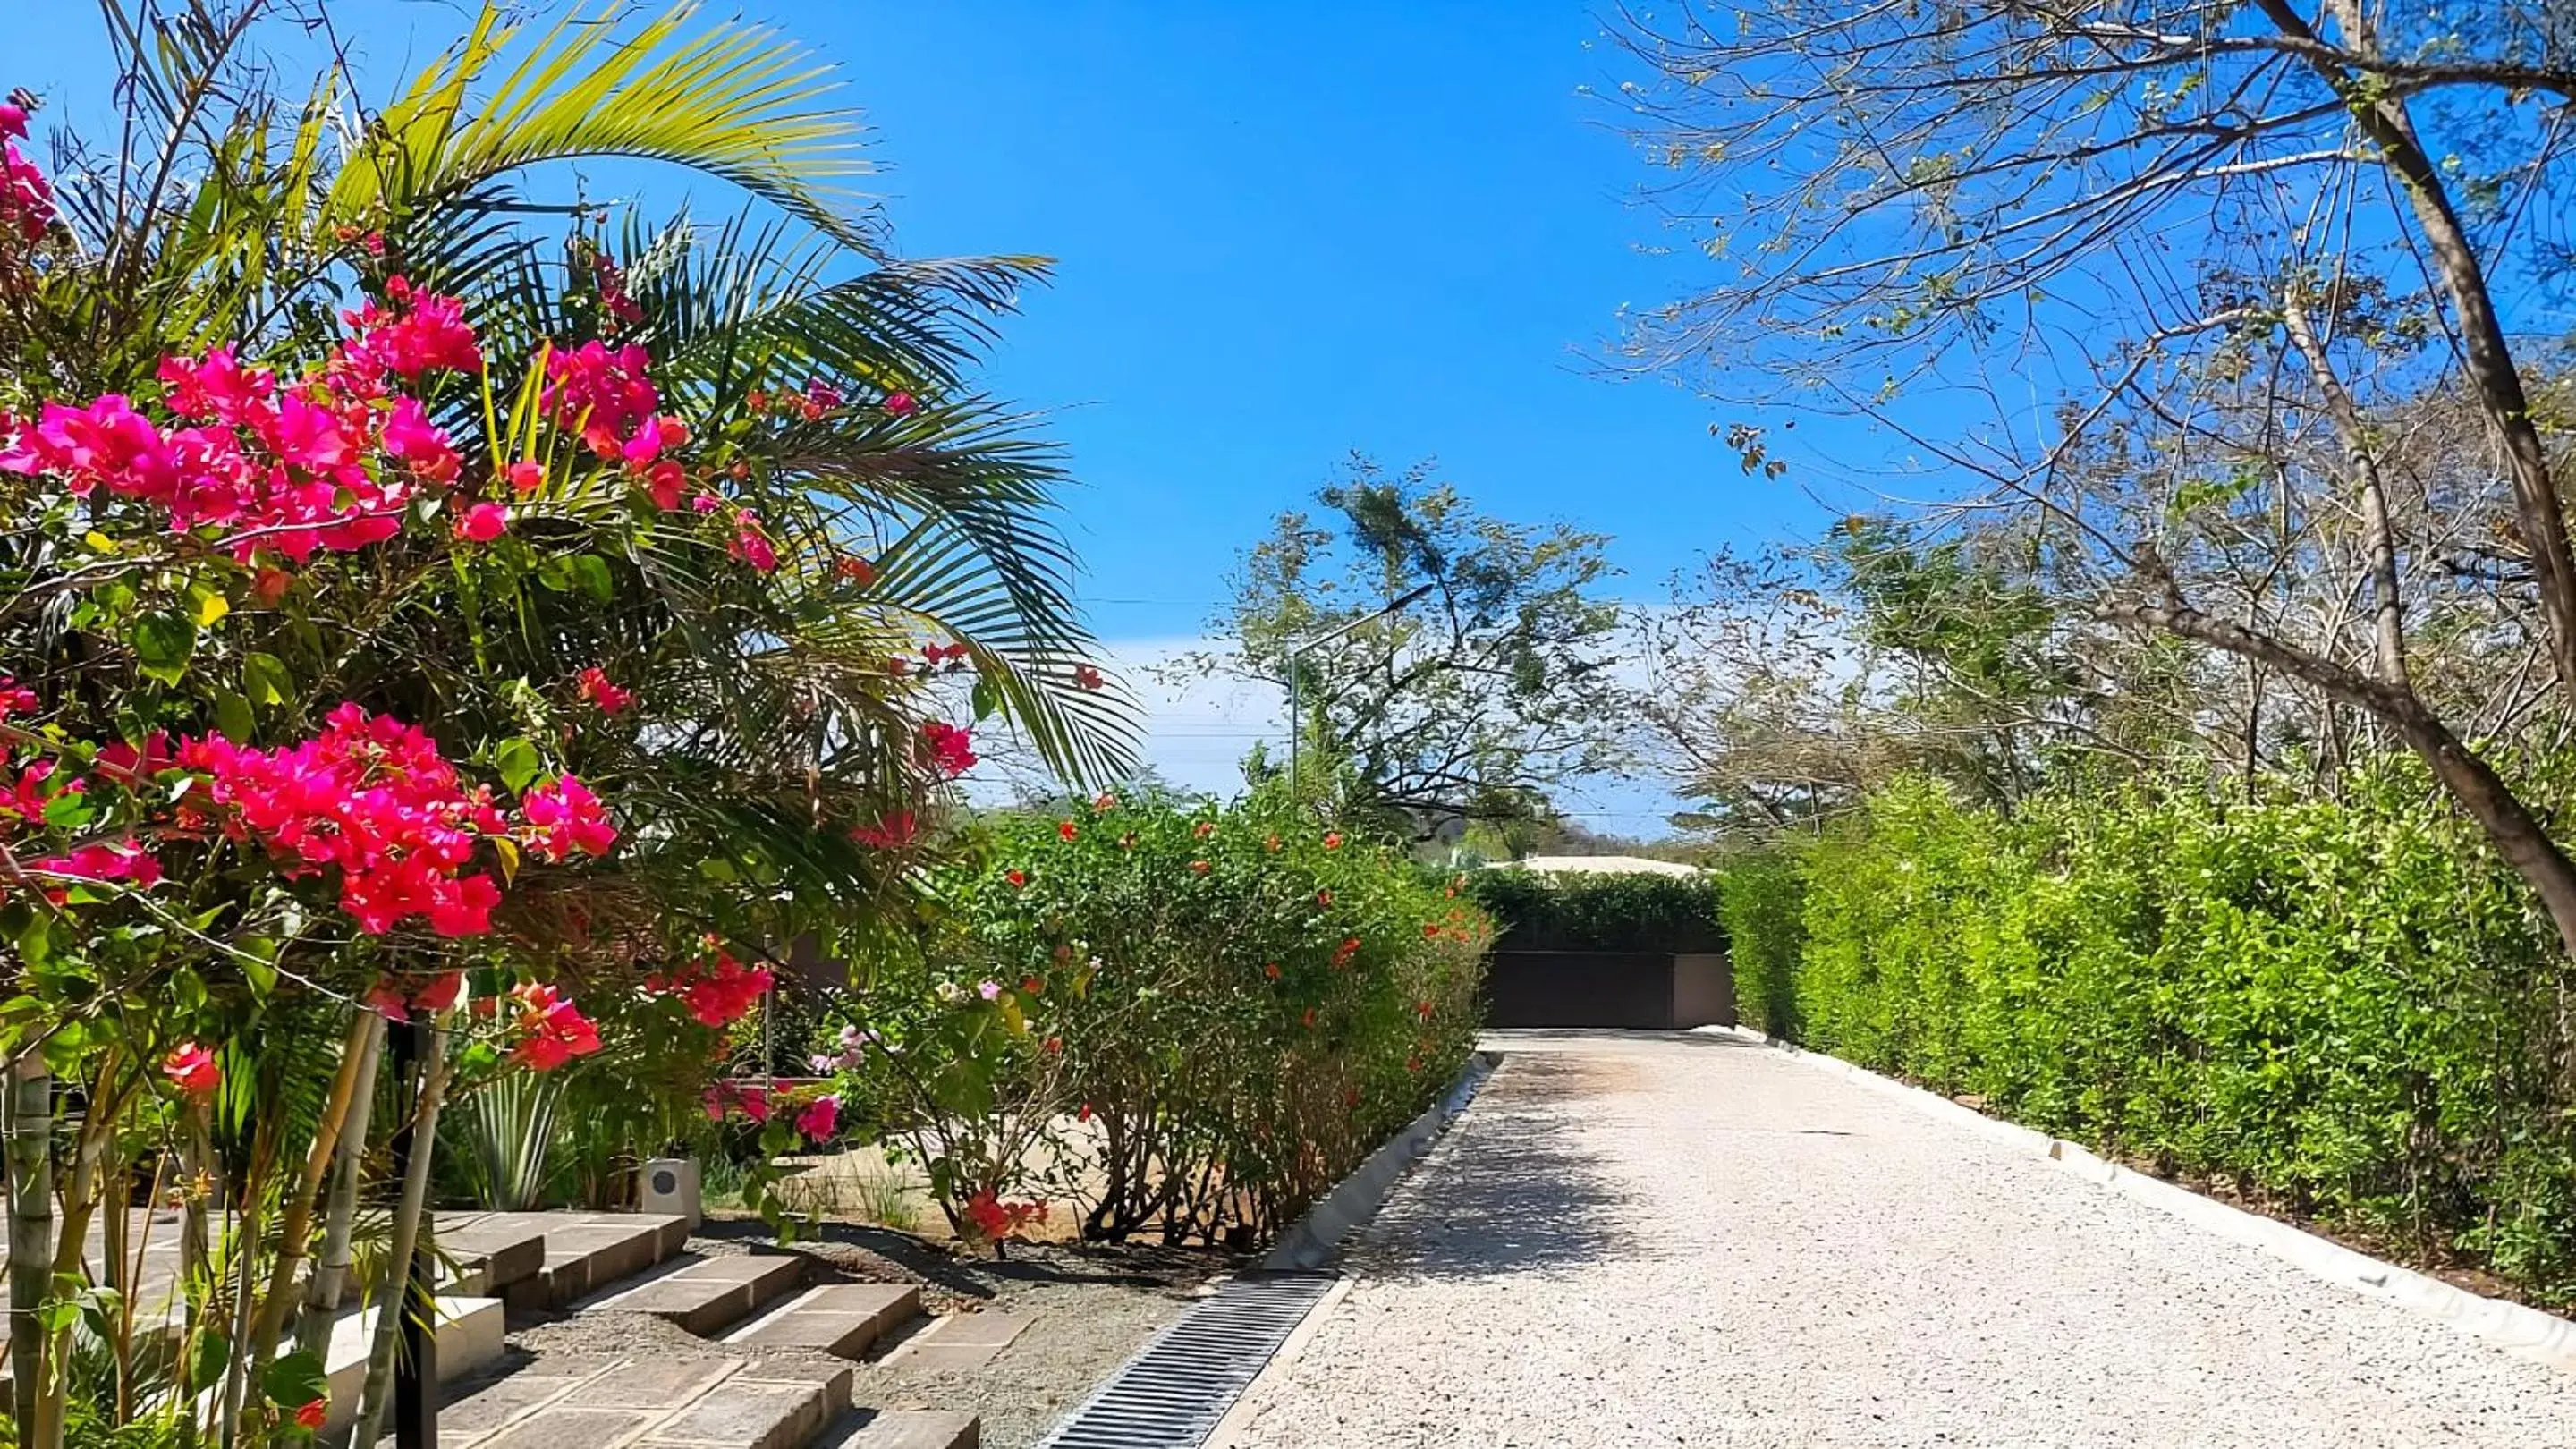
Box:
296 1013 383 1360
352 1023 449 1449
247 1011 377 1367
6 1055 57 1449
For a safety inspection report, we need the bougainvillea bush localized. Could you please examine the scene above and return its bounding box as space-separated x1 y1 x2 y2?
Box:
818 788 1490 1250
0 4 1126 1445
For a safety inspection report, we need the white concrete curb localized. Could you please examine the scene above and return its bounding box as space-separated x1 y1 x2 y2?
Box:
1259 1049 1497 1272
1696 1023 2576 1375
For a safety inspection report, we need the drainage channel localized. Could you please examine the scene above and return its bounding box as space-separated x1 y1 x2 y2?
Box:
1035 1270 1339 1448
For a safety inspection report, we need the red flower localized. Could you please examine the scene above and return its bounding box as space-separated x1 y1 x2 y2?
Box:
511 983 602 1071
643 460 687 511
1424 923 1441 938
1092 792 1118 813
1192 820 1214 839
1264 962 1281 979
453 502 508 542
1073 663 1105 690
883 390 917 416
1042 1035 1063 1055
162 1042 219 1097
1264 835 1280 852
576 666 632 715
1023 975 1046 995
1006 869 1028 889
851 810 919 849
836 555 875 586
1316 890 1332 907
1189 860 1210 874
794 1093 841 1143
1301 1008 1317 1029
1322 831 1343 850
919 722 977 777
1079 1101 1093 1122
505 460 545 493
1058 819 1079 842
294 1397 328 1431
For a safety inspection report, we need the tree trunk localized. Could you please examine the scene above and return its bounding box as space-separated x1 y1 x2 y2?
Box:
249 1011 378 1368
2258 0 2576 703
296 1014 384 1360
352 1024 448 1449
5 1056 55 1449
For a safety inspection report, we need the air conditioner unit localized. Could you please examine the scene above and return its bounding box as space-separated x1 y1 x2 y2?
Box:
640 1157 702 1228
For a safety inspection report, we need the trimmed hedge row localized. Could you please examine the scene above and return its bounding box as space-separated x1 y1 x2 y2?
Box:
1717 774 2576 1303
1462 868 1724 953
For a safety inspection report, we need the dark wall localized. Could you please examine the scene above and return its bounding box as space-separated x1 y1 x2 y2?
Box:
1484 950 1738 1030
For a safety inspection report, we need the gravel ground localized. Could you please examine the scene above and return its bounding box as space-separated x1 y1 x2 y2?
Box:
1221 1030 2576 1449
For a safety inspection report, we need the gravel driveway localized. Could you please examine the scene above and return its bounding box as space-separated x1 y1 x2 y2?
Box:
1219 1030 2576 1449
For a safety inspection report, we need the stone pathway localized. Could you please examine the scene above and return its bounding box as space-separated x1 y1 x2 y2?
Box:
1219 1030 2576 1449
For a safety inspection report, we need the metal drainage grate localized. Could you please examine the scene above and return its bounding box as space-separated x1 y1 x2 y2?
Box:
1037 1270 1339 1448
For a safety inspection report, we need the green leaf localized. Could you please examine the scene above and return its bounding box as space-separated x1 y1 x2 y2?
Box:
494 737 542 792
262 1349 329 1407
187 1330 232 1392
212 690 256 743
244 652 294 708
131 610 198 684
564 554 614 602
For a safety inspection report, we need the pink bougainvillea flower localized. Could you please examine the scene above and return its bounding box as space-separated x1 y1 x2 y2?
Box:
882 389 916 416
506 460 546 494
30 840 165 888
919 722 977 778
0 103 26 140
511 983 602 1071
0 676 38 719
250 566 294 606
851 809 919 850
576 665 633 715
642 460 687 511
520 775 618 860
649 950 772 1029
691 491 720 513
379 397 460 482
162 1043 219 1097
728 512 778 572
1073 664 1105 691
794 1094 841 1142
454 502 508 542
977 979 1003 1002
543 341 662 460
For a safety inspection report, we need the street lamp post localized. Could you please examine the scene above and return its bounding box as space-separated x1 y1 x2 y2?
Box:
1285 582 1435 792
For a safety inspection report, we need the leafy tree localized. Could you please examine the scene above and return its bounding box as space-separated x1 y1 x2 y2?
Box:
1194 455 1628 839
1614 2 2576 958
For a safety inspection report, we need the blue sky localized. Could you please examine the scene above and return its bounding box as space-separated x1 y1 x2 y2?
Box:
23 1 1865 833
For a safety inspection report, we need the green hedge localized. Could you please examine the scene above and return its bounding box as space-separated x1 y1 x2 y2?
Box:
1728 773 2576 1302
1462 868 1724 953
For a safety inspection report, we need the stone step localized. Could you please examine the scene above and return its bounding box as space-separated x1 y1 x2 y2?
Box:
874 1310 1030 1373
722 1283 922 1360
430 1212 555 1293
580 1251 808 1335
813 1409 981 1449
502 1211 691 1309
315 1293 505 1433
445 1355 852 1449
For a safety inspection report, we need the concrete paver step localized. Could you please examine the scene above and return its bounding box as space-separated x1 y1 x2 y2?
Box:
445 1356 853 1449
432 1211 555 1292
813 1408 980 1449
723 1283 922 1359
581 1252 808 1335
875 1310 1030 1374
315 1293 505 1433
504 1211 691 1309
